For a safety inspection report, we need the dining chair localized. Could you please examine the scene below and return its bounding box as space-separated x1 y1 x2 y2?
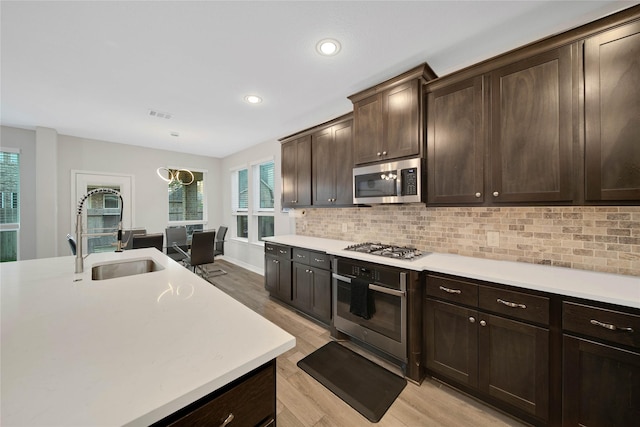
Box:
209 225 228 276
132 233 164 252
165 226 188 262
173 230 217 281
122 228 147 250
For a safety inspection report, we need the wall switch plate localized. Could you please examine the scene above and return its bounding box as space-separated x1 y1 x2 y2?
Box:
487 231 500 247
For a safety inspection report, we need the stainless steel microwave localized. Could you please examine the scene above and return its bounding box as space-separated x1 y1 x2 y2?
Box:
353 157 423 204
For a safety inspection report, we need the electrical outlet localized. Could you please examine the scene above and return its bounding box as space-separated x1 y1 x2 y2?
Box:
342 223 348 233
487 231 500 247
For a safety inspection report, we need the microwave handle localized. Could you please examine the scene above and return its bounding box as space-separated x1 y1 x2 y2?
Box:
332 273 406 298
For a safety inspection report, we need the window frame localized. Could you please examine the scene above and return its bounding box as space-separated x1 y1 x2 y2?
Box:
166 166 208 230
0 148 20 262
230 157 275 244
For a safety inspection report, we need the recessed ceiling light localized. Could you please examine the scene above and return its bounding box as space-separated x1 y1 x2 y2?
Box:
316 38 341 56
244 95 262 104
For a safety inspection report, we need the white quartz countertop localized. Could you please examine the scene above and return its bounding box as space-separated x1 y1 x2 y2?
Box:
264 235 640 309
0 249 295 427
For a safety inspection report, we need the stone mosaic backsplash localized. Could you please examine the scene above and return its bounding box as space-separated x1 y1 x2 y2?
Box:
295 205 640 276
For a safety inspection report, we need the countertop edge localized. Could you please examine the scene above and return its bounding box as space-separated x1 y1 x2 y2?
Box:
264 235 640 310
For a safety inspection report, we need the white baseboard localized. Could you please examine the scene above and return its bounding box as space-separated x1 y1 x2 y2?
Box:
218 256 264 276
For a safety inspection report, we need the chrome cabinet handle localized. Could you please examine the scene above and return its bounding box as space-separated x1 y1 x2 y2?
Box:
590 319 634 332
279 250 287 254
475 192 481 198
439 285 461 294
469 317 476 323
297 254 304 258
497 298 526 309
377 152 382 156
273 259 279 264
221 413 234 427
492 191 499 197
266 246 274 251
305 269 313 274
480 320 487 327
382 151 387 155
314 258 325 263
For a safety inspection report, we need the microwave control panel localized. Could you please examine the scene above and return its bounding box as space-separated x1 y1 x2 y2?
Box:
401 168 418 196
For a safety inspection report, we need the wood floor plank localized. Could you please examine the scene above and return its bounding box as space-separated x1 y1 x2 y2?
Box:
209 260 528 427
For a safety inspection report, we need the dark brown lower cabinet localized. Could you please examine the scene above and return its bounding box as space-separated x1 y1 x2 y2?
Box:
153 360 276 427
265 245 332 325
425 299 549 422
562 301 640 426
264 253 291 302
292 262 332 324
563 336 640 426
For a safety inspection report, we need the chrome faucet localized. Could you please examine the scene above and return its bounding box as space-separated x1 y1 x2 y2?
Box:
75 188 124 273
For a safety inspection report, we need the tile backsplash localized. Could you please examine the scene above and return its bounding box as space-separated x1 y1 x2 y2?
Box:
295 205 640 277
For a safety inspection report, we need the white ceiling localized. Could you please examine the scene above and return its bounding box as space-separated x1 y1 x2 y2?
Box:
1 1 637 158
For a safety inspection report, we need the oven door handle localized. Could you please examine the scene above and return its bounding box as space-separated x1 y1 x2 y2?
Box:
333 273 406 298
369 284 406 298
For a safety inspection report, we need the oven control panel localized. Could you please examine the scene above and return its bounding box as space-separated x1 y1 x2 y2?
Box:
350 266 380 282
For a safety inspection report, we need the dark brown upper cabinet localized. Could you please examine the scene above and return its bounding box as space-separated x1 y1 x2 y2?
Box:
427 76 486 204
425 5 640 206
312 118 354 206
490 46 574 204
281 135 311 208
427 46 573 205
349 64 436 165
585 20 640 202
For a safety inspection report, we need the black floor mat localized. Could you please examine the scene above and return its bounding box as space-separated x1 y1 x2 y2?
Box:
297 341 407 423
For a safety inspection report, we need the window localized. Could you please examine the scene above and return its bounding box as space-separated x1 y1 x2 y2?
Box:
232 168 248 238
231 159 274 242
167 168 207 235
254 161 274 241
0 150 20 262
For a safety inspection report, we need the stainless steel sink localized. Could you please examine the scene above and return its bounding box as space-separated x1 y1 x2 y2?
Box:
92 258 164 280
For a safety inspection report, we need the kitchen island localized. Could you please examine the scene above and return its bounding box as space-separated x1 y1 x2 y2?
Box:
0 248 295 426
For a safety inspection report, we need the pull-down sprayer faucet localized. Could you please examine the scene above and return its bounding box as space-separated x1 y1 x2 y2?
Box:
75 188 124 273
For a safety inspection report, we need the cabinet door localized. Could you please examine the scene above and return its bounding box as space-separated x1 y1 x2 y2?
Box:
427 76 486 204
585 20 640 202
384 79 421 159
310 267 332 323
490 46 573 203
425 299 479 388
292 262 312 311
563 335 640 426
333 120 354 205
265 256 291 301
281 136 311 208
353 94 384 164
478 314 549 420
312 127 336 206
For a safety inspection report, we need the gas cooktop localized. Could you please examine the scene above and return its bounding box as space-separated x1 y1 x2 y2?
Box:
344 242 424 260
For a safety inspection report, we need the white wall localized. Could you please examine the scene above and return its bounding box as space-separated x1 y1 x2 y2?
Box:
56 134 223 256
3 123 288 272
1 126 37 260
220 138 294 274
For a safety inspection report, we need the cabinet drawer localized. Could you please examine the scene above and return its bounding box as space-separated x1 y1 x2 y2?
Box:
308 252 331 270
292 248 309 264
265 243 291 259
479 286 549 325
167 362 275 427
563 302 640 349
426 275 478 307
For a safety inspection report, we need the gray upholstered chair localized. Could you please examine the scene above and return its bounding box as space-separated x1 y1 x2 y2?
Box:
165 226 188 262
173 230 217 280
122 228 147 250
132 233 163 252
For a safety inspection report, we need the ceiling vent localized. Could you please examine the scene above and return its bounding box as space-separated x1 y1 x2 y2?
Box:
148 109 172 120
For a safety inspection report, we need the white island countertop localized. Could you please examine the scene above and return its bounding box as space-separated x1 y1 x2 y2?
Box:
264 235 640 310
0 248 295 427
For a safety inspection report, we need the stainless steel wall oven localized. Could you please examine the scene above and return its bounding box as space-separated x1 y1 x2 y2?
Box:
332 257 408 367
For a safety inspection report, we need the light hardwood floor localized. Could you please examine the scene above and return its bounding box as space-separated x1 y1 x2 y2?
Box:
208 260 528 427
